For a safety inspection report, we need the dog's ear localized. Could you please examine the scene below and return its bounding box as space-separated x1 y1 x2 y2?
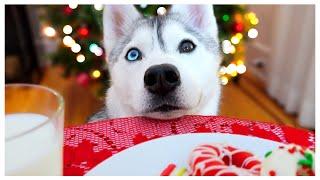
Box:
103 5 141 57
170 5 218 39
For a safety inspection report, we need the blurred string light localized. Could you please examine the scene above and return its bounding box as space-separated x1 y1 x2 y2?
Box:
89 43 103 56
157 7 167 16
71 43 81 53
235 33 243 40
89 43 98 52
236 64 247 74
220 76 229 85
247 12 259 25
69 4 78 9
94 48 103 56
231 35 240 45
140 4 148 8
222 40 231 48
250 18 259 25
222 14 230 22
236 59 244 65
229 46 236 54
76 54 85 63
63 25 72 34
222 40 236 54
230 71 238 77
218 63 247 85
92 70 101 78
94 4 103 11
78 27 89 37
231 32 244 45
219 66 227 75
63 36 75 47
222 40 231 54
226 63 237 75
43 26 56 37
248 28 259 39
234 13 243 23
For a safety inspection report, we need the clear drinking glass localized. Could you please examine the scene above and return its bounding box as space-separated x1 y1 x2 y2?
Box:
5 84 64 175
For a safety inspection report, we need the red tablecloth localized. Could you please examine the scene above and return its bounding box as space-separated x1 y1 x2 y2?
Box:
63 115 315 176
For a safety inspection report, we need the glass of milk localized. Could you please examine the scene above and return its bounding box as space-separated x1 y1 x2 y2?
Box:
5 84 64 176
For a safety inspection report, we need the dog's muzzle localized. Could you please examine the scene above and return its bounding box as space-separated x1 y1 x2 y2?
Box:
144 63 181 96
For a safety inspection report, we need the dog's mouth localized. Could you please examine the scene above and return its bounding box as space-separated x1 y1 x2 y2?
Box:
152 105 182 112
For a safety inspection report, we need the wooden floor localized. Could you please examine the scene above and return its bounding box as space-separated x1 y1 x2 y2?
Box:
40 66 299 128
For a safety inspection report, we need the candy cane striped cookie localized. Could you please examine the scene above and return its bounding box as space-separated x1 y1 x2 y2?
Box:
188 143 261 176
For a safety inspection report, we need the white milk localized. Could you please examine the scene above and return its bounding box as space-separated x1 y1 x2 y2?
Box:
5 113 62 175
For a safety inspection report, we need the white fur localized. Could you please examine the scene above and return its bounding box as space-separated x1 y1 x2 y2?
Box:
103 5 221 120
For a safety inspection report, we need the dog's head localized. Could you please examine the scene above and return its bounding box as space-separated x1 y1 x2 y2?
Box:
104 5 221 119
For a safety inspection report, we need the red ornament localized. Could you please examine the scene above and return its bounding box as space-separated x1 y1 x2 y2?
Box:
78 27 89 37
63 6 73 15
76 73 90 87
232 22 244 33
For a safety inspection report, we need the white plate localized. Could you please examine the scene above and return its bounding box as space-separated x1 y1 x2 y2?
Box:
86 133 283 176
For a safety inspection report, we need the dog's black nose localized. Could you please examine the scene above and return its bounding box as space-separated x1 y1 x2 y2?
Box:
144 64 181 96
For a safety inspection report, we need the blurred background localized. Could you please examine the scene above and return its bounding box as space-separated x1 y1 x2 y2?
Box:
5 4 315 129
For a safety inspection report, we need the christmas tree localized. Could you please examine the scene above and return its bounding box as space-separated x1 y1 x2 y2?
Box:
40 4 258 95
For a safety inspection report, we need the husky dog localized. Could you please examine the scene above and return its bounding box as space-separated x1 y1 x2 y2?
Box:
90 5 221 121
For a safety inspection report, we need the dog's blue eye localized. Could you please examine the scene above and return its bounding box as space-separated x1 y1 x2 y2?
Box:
126 48 142 61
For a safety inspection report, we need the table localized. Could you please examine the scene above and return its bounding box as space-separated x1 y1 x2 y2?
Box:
63 115 315 175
